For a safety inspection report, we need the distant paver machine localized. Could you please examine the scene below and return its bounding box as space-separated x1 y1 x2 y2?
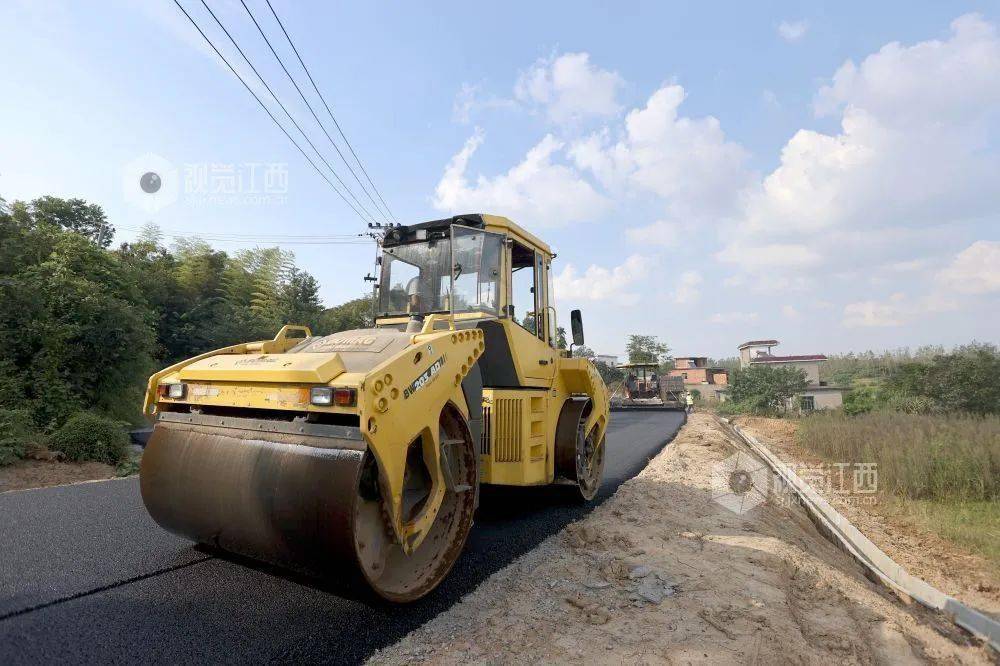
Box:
610 362 685 411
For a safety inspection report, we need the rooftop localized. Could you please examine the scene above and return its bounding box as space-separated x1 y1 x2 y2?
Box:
750 354 828 363
738 339 779 349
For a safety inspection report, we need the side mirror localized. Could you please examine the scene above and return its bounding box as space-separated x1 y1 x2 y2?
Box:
570 309 585 346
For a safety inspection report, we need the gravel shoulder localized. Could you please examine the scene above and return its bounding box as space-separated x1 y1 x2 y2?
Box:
734 416 1000 616
369 414 992 665
0 460 116 493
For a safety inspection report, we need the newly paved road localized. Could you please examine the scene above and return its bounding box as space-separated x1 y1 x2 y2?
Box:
0 410 684 664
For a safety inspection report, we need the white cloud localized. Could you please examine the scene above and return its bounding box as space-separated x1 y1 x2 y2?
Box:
778 20 809 43
814 15 1000 120
782 305 800 319
709 312 759 325
843 294 908 327
722 14 1000 277
452 82 517 124
937 240 1000 294
554 254 651 305
432 130 608 228
841 291 957 327
716 243 821 271
570 84 751 223
625 219 678 247
433 22 1000 344
515 52 624 124
672 270 703 304
885 258 931 273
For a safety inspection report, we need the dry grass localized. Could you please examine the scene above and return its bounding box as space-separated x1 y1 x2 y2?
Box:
797 412 1000 503
798 412 1000 571
903 499 1000 572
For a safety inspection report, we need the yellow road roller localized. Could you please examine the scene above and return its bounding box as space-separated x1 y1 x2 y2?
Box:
140 214 609 601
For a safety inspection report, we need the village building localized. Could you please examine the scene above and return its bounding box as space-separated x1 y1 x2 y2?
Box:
595 354 618 367
737 339 845 410
668 357 729 403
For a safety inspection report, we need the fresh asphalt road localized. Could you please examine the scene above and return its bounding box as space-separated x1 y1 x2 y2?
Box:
0 410 684 664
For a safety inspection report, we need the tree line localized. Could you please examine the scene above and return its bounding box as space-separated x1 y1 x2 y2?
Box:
0 195 373 433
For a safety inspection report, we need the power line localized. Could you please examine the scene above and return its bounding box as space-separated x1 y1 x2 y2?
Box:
171 0 373 225
195 0 381 226
264 0 398 223
114 223 371 245
118 226 362 240
238 0 390 225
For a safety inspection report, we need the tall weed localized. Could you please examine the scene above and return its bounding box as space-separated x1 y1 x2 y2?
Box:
797 412 1000 502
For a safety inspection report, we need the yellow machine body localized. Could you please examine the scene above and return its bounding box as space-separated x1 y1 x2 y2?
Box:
140 214 609 601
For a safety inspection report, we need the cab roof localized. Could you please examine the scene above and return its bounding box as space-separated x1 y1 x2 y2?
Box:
383 214 552 257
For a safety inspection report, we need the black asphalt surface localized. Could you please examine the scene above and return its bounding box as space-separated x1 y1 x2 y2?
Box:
0 410 684 664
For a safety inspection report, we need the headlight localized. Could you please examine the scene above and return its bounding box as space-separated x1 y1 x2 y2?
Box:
310 387 333 405
158 383 186 399
310 387 357 407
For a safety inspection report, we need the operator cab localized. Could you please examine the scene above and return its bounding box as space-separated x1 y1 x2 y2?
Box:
375 214 575 388
620 362 661 400
376 214 560 343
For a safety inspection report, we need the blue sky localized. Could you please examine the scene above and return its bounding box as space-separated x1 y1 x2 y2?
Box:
1 1 997 359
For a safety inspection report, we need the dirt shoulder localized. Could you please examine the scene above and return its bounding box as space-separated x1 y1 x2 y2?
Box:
0 460 117 493
734 415 1000 615
369 414 991 665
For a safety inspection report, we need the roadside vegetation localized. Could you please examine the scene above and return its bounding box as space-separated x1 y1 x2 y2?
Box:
799 411 998 503
718 364 808 416
721 344 1000 571
0 193 373 470
797 411 1000 569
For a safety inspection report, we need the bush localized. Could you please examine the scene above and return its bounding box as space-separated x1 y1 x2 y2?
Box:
842 385 881 415
0 408 42 466
884 343 1000 416
728 365 808 414
49 412 129 464
715 400 747 417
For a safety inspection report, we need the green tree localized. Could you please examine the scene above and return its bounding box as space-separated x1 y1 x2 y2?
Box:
279 268 324 330
927 343 1000 415
0 226 155 426
885 342 1000 415
842 384 883 415
626 335 670 364
708 356 741 375
25 196 114 247
594 361 624 385
572 345 596 359
728 365 809 414
318 295 375 333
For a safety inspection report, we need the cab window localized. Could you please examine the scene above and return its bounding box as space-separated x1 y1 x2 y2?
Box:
545 261 559 349
510 240 540 337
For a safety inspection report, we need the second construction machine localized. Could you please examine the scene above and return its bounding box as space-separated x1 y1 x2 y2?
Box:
140 214 609 602
611 362 685 410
